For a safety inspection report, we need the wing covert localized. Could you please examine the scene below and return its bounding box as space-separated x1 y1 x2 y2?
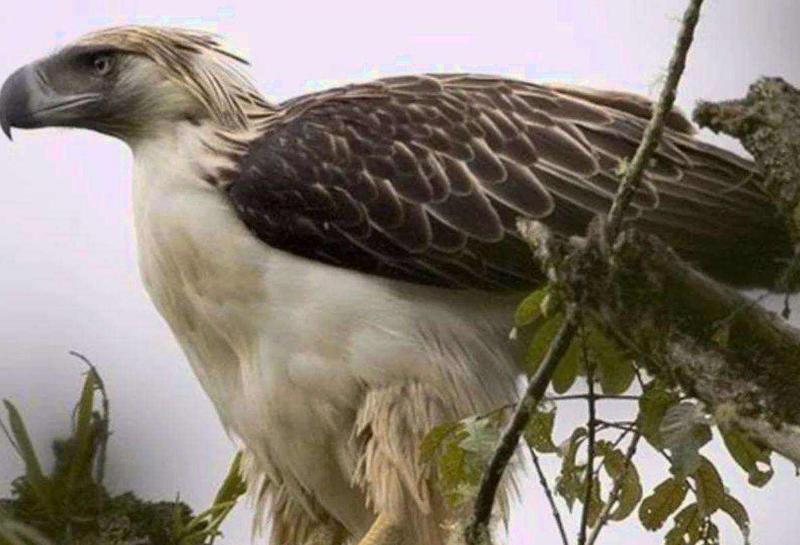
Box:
226 74 791 289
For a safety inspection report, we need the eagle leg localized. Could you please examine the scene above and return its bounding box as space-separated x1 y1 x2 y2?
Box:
355 513 405 545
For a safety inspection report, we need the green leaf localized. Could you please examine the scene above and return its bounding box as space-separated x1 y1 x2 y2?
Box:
692 457 724 516
552 339 580 394
703 521 720 545
559 427 587 470
586 322 634 395
598 357 635 396
660 402 712 477
580 476 604 528
2 400 54 515
637 380 680 448
638 477 688 531
524 409 558 453
438 437 468 505
664 503 703 545
514 287 548 327
67 370 98 492
212 452 247 506
720 427 773 487
556 427 587 510
720 494 750 541
602 448 643 521
427 416 507 508
421 421 462 463
459 417 500 458
525 313 566 375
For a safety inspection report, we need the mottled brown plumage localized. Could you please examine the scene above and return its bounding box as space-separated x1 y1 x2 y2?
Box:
230 73 791 290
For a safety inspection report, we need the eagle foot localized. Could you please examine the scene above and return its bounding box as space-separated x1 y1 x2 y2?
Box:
355 513 405 545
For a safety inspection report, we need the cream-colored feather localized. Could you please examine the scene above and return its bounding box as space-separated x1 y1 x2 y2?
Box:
65 26 526 544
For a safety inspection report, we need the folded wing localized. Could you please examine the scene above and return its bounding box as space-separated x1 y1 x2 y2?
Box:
226 74 790 290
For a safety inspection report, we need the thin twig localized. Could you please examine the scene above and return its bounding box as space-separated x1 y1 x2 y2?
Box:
586 433 642 545
596 421 637 433
606 0 706 239
548 394 639 402
592 428 632 480
577 339 596 545
529 446 570 545
465 308 580 545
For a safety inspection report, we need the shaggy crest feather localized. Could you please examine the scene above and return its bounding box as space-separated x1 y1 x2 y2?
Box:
75 25 274 129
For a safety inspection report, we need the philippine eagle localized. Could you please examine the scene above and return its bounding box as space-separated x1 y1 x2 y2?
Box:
0 26 791 545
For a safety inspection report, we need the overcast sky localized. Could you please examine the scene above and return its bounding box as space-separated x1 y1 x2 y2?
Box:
1 1 799 544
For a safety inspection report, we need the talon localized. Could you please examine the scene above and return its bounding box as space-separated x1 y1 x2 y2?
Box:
356 513 405 545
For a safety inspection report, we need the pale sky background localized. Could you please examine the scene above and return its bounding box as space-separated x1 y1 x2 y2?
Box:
1 1 799 544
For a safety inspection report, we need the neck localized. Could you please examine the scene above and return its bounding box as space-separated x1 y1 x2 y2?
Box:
131 119 251 192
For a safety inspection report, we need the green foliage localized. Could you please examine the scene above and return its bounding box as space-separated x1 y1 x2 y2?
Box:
719 426 774 487
719 494 750 541
639 477 689 531
524 313 567 376
1 365 246 545
692 457 724 516
637 380 681 448
586 323 635 395
660 402 713 477
513 287 549 327
598 443 643 521
555 428 587 511
523 409 558 454
551 338 580 394
422 414 503 507
421 287 769 545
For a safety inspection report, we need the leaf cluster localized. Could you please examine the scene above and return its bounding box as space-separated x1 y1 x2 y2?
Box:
423 285 775 545
1 365 246 545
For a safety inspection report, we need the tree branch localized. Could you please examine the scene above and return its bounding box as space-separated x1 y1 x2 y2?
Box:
694 77 800 293
463 3 707 542
577 342 597 545
465 309 579 545
606 0 705 239
529 446 570 545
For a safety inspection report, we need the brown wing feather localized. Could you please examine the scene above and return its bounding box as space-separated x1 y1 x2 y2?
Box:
227 74 791 290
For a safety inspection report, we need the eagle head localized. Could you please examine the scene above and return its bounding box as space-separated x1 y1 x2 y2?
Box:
0 26 265 142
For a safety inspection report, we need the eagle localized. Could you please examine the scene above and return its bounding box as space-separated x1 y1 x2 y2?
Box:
0 26 791 545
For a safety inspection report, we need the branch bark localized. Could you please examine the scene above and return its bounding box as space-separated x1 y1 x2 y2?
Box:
523 223 800 465
694 77 800 292
606 0 705 238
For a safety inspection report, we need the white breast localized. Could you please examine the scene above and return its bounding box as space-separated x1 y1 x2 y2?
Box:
130 121 524 531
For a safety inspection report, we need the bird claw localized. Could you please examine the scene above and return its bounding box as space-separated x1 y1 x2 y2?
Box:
355 513 405 545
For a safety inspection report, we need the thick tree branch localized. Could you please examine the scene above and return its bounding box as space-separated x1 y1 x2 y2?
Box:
695 77 800 292
524 224 800 465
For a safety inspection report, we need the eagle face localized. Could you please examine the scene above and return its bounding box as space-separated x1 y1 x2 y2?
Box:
0 43 207 141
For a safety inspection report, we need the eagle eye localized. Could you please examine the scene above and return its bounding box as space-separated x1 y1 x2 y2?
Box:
91 54 115 76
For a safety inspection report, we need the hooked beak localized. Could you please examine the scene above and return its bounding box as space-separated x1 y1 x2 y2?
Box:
0 62 101 140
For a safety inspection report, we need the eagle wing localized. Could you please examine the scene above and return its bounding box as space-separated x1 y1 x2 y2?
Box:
226 74 790 290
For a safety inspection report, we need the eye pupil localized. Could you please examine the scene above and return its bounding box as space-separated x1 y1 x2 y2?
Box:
93 55 112 75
